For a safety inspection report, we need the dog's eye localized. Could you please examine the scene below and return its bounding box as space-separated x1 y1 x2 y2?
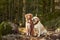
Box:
33 19 35 22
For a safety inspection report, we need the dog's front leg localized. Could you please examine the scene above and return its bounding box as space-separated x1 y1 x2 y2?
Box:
37 28 40 37
26 25 30 36
26 24 28 35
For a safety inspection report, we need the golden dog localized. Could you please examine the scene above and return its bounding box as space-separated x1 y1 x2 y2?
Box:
25 13 34 36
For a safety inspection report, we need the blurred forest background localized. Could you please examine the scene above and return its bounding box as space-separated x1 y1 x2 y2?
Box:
0 0 60 31
0 0 60 40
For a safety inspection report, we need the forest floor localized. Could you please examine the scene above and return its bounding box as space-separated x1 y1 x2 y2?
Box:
1 27 60 40
19 31 60 40
2 30 60 40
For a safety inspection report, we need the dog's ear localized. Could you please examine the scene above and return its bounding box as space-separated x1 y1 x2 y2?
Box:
28 13 33 18
25 14 28 18
37 17 40 21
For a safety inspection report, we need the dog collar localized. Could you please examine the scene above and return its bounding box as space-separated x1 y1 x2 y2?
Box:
34 21 39 25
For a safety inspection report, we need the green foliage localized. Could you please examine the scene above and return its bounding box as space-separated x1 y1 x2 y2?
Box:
0 21 12 35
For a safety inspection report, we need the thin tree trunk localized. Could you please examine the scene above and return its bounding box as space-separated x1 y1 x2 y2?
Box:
22 0 26 25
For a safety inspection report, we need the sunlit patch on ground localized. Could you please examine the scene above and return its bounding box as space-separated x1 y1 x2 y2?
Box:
55 28 60 33
18 27 26 35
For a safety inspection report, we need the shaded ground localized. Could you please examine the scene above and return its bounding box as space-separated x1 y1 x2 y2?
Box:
2 31 60 40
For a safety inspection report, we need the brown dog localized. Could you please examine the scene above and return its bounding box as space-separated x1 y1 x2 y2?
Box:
25 13 34 36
